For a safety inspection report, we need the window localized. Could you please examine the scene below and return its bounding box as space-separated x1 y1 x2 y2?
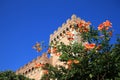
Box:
51 40 53 44
54 38 56 41
60 33 62 36
63 30 65 34
57 36 59 39
69 25 72 28
32 67 34 71
28 69 31 72
66 28 69 31
25 71 27 74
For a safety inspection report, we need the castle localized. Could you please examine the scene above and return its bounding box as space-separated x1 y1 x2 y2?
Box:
16 14 82 80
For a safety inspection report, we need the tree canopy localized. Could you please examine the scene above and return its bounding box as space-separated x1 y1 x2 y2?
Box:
0 70 33 80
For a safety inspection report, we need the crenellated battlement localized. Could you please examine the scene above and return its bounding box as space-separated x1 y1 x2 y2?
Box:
49 14 81 44
16 53 50 78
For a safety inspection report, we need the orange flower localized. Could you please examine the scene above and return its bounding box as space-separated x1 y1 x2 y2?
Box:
77 20 91 28
77 20 90 33
98 20 112 31
52 47 57 53
47 48 51 53
66 31 74 37
73 60 79 64
80 27 89 33
66 31 74 41
68 37 74 41
43 70 48 74
35 42 40 47
37 47 42 52
103 20 112 27
77 20 86 28
67 60 73 65
34 63 44 68
33 42 42 52
85 43 96 50
66 31 71 35
55 53 61 57
98 24 104 30
85 21 91 27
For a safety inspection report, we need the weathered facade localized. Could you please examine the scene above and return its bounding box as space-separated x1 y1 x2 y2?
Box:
16 14 82 80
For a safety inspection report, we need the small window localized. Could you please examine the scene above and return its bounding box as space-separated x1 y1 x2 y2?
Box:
54 38 56 41
66 28 69 31
69 25 72 28
25 71 27 74
57 36 59 39
63 30 65 34
51 40 53 43
60 33 62 36
32 67 34 71
28 69 31 72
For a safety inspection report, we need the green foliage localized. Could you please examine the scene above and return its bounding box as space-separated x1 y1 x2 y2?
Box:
41 20 120 80
0 70 32 80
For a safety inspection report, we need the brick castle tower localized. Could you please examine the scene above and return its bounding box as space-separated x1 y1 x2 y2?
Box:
16 14 82 80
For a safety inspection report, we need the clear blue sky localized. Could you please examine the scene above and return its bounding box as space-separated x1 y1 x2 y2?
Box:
0 0 120 71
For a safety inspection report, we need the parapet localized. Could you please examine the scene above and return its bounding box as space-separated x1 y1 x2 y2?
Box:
16 53 50 75
49 14 81 44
